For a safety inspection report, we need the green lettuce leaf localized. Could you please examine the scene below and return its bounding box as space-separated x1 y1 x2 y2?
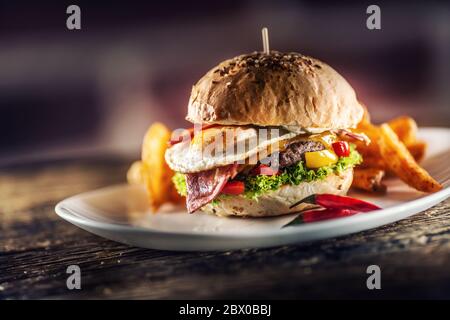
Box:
172 172 187 197
243 147 361 199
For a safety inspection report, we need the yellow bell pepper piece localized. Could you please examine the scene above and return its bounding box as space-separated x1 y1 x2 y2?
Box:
305 150 338 168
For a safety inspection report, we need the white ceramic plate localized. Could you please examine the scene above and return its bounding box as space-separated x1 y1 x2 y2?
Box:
55 127 450 251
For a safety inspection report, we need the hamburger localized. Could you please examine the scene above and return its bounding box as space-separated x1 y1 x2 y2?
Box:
165 51 367 217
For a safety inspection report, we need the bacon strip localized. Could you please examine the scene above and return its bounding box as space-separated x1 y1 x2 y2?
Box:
185 163 238 213
334 129 371 145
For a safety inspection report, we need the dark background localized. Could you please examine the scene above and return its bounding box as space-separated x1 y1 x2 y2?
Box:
1 0 449 163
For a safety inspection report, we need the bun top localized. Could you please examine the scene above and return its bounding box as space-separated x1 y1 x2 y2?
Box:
186 51 363 131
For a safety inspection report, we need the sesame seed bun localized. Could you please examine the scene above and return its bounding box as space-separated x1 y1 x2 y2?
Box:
186 51 363 131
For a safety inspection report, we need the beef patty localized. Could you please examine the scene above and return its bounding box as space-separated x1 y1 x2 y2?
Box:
279 140 325 167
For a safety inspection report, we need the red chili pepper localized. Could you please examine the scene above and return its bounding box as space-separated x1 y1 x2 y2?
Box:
332 141 350 157
303 208 358 223
290 194 381 212
169 124 218 146
221 181 245 195
284 207 359 226
250 164 279 176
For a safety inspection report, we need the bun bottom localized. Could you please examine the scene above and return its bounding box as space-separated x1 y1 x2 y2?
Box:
201 168 353 217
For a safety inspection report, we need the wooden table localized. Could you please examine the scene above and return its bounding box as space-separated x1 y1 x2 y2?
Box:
0 156 449 299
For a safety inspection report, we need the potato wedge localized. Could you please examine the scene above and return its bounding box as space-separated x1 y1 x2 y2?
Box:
127 161 145 185
352 123 381 154
358 155 386 170
388 116 418 146
352 168 386 192
141 122 183 211
407 140 427 163
378 124 442 192
346 123 385 168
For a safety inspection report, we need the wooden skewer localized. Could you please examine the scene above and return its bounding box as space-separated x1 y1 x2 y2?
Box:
262 27 270 54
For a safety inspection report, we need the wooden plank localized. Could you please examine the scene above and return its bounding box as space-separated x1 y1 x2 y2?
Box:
0 157 449 299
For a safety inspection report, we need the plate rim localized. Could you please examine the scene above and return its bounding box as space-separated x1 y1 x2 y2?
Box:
55 184 450 239
54 126 450 240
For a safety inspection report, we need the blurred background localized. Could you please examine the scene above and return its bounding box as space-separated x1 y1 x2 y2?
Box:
0 0 449 164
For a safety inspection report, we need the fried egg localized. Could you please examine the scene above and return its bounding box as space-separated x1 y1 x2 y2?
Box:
165 126 297 173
